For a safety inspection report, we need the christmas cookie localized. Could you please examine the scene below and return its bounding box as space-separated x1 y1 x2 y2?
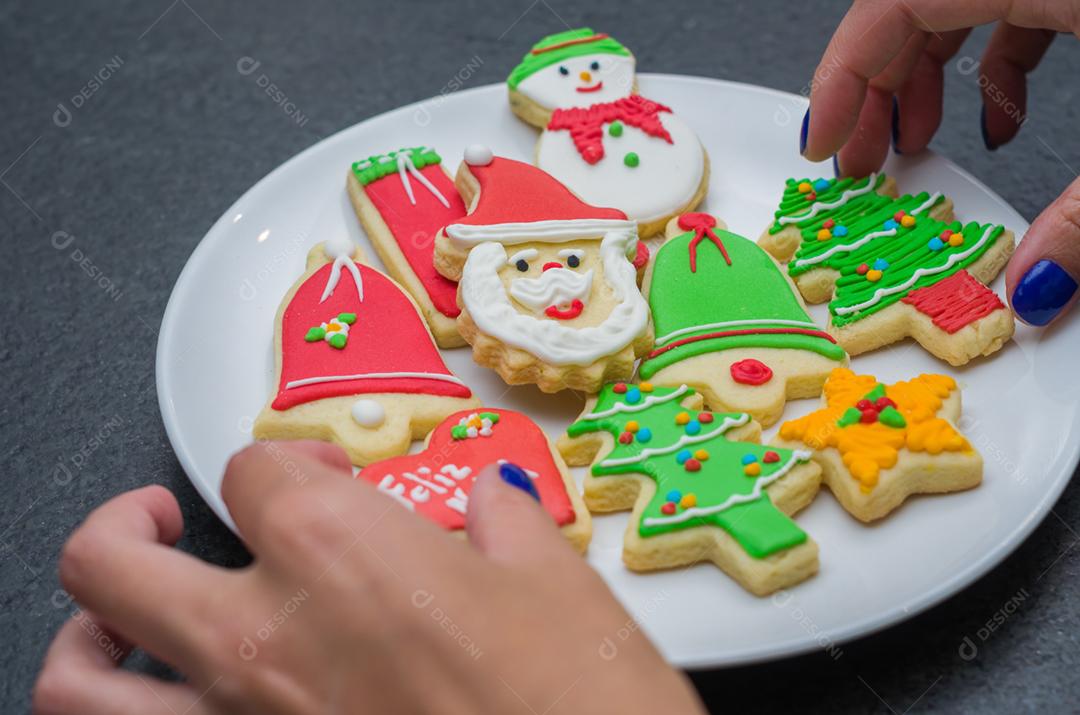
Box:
759 176 1015 366
359 407 591 552
347 147 467 348
560 382 822 596
506 28 708 237
776 368 982 522
638 213 847 427
436 148 652 394
253 239 479 466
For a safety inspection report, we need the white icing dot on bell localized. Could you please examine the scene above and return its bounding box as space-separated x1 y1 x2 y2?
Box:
351 399 385 428
324 236 354 259
464 144 493 166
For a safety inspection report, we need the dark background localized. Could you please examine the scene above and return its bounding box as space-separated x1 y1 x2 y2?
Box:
2 1 1079 712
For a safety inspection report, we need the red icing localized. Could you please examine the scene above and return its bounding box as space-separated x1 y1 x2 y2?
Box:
729 358 774 386
531 32 609 55
358 409 575 530
272 261 471 410
633 241 650 271
545 299 584 320
547 95 674 165
677 213 731 272
577 82 603 93
901 269 1006 334
451 156 628 229
649 329 837 362
363 164 465 318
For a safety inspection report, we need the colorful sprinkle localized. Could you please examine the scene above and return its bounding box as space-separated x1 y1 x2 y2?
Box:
798 181 812 193
813 179 830 192
675 412 691 425
806 192 817 201
684 458 702 472
618 432 633 444
856 263 870 275
623 152 640 167
823 219 835 229
676 449 692 465
866 269 883 282
694 449 709 461
744 462 761 477
626 387 642 404
661 502 677 515
741 453 758 465
928 237 945 251
625 420 639 433
636 427 652 443
613 382 627 394
817 229 832 241
949 233 965 247
608 120 623 137
698 412 714 424
872 258 889 270
833 225 849 237
680 493 698 508
884 219 899 231
763 450 780 463
901 215 917 228
666 489 682 502
893 211 906 222
684 420 702 436
640 381 654 392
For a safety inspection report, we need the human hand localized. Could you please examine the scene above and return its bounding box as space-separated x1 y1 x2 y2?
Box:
34 441 704 715
800 0 1079 326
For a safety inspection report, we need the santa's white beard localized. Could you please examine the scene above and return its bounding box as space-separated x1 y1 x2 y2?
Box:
461 230 650 366
510 266 594 311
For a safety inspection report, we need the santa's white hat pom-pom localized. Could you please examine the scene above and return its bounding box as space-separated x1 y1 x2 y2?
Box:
464 144 493 166
324 235 355 259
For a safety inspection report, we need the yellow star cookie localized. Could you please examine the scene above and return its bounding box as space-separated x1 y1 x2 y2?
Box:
776 368 981 521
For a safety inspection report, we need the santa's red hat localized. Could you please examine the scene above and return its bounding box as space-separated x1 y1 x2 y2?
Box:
445 145 635 246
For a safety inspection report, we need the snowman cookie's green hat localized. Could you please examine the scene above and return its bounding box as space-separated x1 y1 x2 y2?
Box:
507 28 631 90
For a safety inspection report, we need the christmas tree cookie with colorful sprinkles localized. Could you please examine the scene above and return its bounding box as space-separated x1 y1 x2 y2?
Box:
637 213 847 428
359 407 591 552
775 368 982 522
253 239 479 466
759 175 1015 366
506 28 708 237
347 146 468 348
560 382 822 596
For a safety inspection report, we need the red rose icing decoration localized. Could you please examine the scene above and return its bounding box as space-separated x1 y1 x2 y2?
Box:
730 358 773 386
357 409 575 530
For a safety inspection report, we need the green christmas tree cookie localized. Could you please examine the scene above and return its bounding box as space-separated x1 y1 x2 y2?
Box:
561 381 822 596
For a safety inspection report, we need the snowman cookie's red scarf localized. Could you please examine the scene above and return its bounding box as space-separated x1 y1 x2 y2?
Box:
547 95 673 165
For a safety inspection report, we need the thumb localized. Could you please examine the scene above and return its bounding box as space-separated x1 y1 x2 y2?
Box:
465 462 574 566
1006 174 1080 326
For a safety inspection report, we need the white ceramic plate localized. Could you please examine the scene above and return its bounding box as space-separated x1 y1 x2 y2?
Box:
157 75 1080 668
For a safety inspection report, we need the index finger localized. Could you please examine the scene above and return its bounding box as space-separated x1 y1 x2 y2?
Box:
804 0 1015 161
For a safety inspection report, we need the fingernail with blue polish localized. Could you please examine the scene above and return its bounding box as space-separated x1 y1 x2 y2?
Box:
980 106 997 151
799 108 810 155
1012 259 1077 326
891 97 902 154
499 462 540 501
832 155 841 178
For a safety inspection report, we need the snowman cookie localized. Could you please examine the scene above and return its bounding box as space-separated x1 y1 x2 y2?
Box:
776 368 982 522
759 175 1015 366
637 213 847 427
359 407 591 553
347 146 467 348
507 28 708 238
560 382 822 596
435 147 653 394
253 239 479 466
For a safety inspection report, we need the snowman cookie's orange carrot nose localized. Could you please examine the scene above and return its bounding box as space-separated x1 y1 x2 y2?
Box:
580 71 591 82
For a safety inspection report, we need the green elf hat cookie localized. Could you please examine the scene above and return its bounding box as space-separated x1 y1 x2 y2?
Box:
507 28 631 90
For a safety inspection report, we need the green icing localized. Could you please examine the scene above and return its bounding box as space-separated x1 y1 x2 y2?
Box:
767 176 1009 327
623 152 639 167
865 384 886 402
837 407 862 427
351 147 441 186
507 27 630 90
639 226 846 379
767 175 886 235
338 312 357 324
567 384 809 558
608 120 623 137
304 327 325 342
879 406 906 428
328 333 347 349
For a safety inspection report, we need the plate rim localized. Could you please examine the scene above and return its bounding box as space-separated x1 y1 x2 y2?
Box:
156 74 1077 669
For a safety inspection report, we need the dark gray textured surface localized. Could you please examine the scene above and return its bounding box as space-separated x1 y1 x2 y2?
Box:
2 1 1079 712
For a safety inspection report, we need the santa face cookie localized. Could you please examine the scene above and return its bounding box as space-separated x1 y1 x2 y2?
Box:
506 28 708 237
759 175 1015 366
638 213 847 427
776 368 982 522
560 382 822 596
347 146 467 348
436 149 652 394
253 240 479 466
359 407 591 553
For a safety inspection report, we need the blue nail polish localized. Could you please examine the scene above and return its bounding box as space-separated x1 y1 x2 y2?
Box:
799 108 810 155
499 462 540 501
891 97 902 154
1012 260 1077 326
832 155 841 178
980 106 997 151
